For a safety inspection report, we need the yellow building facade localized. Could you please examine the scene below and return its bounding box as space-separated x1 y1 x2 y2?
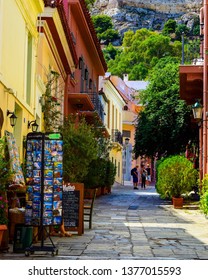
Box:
0 0 76 163
0 0 44 161
99 74 125 184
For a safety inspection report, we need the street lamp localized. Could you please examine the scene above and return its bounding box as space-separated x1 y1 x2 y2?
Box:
7 110 17 127
192 100 203 121
28 120 39 132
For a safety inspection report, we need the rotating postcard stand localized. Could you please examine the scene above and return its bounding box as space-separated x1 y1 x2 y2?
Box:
24 132 63 256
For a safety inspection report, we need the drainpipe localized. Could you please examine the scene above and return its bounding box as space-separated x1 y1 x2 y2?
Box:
203 0 208 176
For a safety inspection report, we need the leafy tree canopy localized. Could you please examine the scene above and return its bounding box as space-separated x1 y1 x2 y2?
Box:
107 28 182 79
162 19 177 36
91 14 120 44
134 58 196 159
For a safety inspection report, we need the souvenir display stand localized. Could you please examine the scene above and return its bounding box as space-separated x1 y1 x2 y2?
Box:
24 132 63 256
5 131 26 245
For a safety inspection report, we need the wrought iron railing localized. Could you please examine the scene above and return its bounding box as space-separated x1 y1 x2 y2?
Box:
88 93 104 122
111 129 122 144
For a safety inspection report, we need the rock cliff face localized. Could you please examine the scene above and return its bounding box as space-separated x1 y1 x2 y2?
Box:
92 0 202 35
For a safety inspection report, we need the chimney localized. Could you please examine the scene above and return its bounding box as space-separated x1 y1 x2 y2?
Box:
123 74 128 82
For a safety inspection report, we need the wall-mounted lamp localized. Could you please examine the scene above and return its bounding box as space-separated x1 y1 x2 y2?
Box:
192 100 203 121
28 120 39 132
75 103 84 110
7 110 17 127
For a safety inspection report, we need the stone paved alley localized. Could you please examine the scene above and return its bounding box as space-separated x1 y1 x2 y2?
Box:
1 183 208 260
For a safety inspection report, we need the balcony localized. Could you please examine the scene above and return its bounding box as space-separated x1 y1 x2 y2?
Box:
88 93 104 123
68 92 104 123
111 129 122 145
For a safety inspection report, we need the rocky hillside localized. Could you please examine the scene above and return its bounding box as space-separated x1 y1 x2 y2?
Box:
91 0 202 35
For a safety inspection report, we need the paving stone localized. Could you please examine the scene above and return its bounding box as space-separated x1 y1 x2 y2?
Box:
1 183 208 260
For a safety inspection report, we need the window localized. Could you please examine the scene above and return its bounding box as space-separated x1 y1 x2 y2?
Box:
122 130 131 138
79 57 83 69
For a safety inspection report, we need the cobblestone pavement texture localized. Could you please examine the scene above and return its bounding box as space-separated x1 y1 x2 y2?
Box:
1 183 208 260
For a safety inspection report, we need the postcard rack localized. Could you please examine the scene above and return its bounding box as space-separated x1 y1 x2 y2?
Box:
24 132 63 256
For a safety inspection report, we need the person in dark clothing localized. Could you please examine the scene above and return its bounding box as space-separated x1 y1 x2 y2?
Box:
141 166 147 189
131 165 139 189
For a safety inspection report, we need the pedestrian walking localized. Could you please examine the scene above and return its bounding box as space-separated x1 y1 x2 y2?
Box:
131 165 139 189
141 165 147 189
146 164 151 185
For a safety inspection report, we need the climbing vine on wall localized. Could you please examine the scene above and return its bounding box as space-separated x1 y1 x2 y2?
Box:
42 70 63 132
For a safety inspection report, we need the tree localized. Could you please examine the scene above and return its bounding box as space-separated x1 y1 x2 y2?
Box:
107 28 182 79
91 15 120 44
102 43 120 62
162 19 177 36
85 0 96 9
134 58 196 159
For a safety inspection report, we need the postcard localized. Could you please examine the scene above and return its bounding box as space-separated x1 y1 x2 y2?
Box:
44 169 53 178
44 185 53 193
54 170 62 178
33 161 41 170
53 216 62 225
44 179 53 186
44 193 53 202
54 162 62 170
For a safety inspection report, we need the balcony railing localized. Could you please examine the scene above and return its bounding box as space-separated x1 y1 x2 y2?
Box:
111 129 122 145
88 92 104 122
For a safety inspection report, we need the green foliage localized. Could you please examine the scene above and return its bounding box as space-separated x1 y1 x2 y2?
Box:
59 116 98 183
162 19 177 36
83 158 116 189
134 57 195 159
103 43 120 63
0 194 8 224
175 24 190 40
92 15 120 44
200 175 208 216
0 137 13 190
156 155 198 199
107 28 182 79
105 159 116 187
42 71 62 132
85 0 96 10
83 158 107 189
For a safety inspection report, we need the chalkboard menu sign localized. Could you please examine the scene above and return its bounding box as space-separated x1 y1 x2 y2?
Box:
63 183 84 235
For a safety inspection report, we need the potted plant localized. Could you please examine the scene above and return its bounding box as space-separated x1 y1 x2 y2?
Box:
83 158 107 198
200 174 208 217
156 155 198 208
104 159 116 194
0 137 13 250
59 115 98 184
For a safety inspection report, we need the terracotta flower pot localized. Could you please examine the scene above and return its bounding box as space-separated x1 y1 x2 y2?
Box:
172 197 183 209
0 225 7 247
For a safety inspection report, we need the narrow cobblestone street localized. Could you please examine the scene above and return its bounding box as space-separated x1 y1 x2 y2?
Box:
1 183 208 260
